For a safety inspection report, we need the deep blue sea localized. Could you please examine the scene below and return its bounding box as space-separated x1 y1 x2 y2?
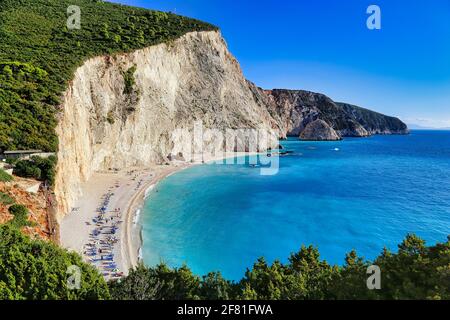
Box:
140 131 450 280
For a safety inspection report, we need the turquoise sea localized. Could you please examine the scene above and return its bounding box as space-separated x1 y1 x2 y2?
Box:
140 131 450 280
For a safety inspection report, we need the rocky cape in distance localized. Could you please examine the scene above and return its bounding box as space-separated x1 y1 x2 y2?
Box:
253 87 409 141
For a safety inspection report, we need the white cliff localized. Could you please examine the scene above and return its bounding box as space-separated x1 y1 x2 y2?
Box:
54 31 279 220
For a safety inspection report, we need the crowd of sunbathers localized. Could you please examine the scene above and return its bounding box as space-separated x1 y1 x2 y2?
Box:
83 182 124 279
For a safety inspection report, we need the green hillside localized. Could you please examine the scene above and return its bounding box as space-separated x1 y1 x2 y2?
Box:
0 0 217 152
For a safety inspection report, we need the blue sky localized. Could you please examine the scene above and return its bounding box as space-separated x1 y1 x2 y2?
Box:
111 0 450 127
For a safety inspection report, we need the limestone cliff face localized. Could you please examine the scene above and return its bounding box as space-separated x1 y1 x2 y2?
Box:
54 31 279 220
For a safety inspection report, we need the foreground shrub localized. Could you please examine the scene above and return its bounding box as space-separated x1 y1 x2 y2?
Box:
13 155 57 185
7 204 32 228
0 169 13 182
0 192 15 205
0 225 110 300
109 264 203 300
110 235 450 300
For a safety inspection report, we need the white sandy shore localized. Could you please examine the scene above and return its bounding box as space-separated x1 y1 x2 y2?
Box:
60 152 258 277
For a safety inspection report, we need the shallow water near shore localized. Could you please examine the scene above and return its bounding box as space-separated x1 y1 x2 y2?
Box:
140 131 450 280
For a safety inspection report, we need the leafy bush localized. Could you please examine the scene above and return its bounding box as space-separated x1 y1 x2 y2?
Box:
0 0 218 153
0 192 15 205
13 155 57 185
106 111 115 125
8 204 27 216
330 235 450 300
13 161 42 180
123 65 137 95
109 235 450 300
7 204 32 228
109 264 202 300
0 225 110 300
1 231 448 300
0 168 13 182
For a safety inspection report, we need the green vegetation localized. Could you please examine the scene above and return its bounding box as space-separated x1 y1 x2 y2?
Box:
0 192 15 205
123 65 137 95
12 155 57 185
0 230 448 300
0 168 13 182
0 225 110 300
0 0 218 153
0 62 59 152
7 204 33 228
106 110 115 125
109 234 450 300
